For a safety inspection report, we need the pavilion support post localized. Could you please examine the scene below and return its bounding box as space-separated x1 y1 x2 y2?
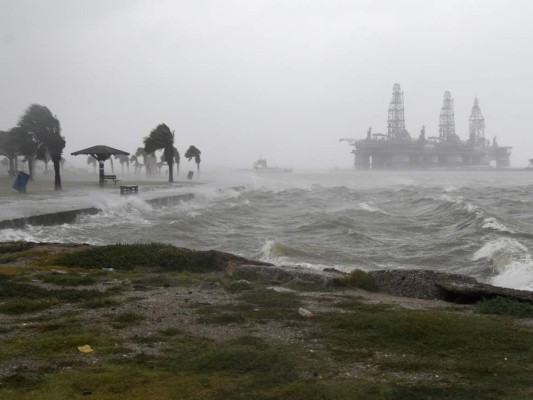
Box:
99 161 105 187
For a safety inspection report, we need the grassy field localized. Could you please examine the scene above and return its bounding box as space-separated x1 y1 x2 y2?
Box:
0 242 532 399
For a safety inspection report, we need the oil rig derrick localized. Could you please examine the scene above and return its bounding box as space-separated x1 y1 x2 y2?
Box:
439 91 459 143
341 84 511 169
468 97 485 145
387 83 410 140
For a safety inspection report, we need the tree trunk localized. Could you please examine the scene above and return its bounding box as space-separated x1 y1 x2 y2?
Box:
52 155 62 190
196 162 200 173
168 159 174 182
28 157 34 180
8 157 15 176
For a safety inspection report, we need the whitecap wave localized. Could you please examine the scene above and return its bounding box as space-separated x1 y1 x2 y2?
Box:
327 202 387 215
473 238 533 290
443 186 459 193
258 239 349 271
482 217 514 233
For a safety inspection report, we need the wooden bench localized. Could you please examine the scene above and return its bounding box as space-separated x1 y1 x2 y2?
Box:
120 185 138 195
103 175 119 185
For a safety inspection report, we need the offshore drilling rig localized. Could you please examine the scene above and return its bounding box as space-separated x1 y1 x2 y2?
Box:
340 84 511 169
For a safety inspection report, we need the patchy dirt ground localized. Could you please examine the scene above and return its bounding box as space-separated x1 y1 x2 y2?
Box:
0 243 456 376
1 242 532 399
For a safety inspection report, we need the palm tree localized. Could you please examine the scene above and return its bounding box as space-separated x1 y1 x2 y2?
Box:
174 147 180 176
87 155 97 173
114 154 130 174
12 126 38 179
135 147 149 176
143 124 175 182
185 145 201 173
36 146 51 174
130 155 141 174
0 130 19 176
18 104 66 190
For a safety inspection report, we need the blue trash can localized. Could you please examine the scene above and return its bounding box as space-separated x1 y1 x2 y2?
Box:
187 171 194 180
12 171 30 193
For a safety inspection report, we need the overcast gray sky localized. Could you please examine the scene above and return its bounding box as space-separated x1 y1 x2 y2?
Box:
1 0 532 169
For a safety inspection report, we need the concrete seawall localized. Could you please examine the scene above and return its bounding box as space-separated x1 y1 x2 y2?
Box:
0 193 194 230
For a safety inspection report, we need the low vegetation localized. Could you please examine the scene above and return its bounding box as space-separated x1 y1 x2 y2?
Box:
333 268 378 291
0 241 532 399
53 243 227 272
476 296 533 318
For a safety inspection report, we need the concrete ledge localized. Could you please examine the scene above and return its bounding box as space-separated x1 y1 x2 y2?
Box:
0 193 195 230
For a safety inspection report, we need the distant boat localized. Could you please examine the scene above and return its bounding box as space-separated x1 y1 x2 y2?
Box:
252 157 292 173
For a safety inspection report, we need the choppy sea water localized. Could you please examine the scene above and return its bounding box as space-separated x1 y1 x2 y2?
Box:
2 170 533 291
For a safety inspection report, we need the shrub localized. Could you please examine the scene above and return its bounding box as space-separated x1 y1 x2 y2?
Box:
0 241 33 255
225 280 254 292
477 297 533 318
53 244 218 272
333 269 378 292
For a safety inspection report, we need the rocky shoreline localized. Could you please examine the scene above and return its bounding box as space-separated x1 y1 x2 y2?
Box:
233 263 533 304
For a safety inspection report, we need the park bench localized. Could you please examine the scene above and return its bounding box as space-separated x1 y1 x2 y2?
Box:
103 175 119 185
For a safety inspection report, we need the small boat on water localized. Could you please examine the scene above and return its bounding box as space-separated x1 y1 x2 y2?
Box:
252 157 292 173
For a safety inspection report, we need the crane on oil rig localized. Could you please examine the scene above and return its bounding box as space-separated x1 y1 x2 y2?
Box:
339 137 356 144
339 127 373 144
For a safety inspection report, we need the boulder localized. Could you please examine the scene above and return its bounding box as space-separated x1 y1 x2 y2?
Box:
368 269 533 304
231 264 343 285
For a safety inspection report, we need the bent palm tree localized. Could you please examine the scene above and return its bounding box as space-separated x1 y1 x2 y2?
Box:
143 124 175 182
0 129 20 176
87 155 97 173
18 104 66 190
136 147 149 176
115 154 129 173
12 126 38 179
174 147 180 176
185 145 201 173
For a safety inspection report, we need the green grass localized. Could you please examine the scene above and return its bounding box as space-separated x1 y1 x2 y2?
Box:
110 312 144 328
82 298 119 309
333 269 378 292
312 304 533 397
158 326 183 336
476 296 533 318
131 274 188 288
39 272 97 286
187 340 300 382
1 241 533 399
53 243 225 272
193 288 305 325
284 279 334 292
225 279 254 292
0 255 18 263
0 273 100 314
0 325 113 360
0 241 33 255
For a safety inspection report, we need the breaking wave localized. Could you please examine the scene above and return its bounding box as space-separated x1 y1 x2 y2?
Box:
2 170 533 291
473 238 533 290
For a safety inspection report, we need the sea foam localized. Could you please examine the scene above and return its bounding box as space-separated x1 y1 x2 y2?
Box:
473 238 533 290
